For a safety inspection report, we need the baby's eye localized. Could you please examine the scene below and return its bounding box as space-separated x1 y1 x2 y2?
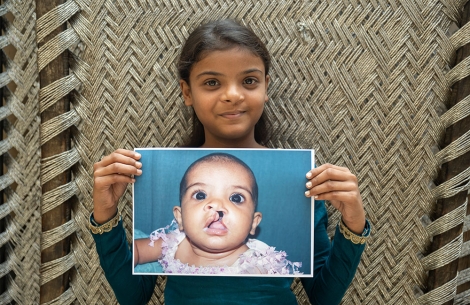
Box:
229 193 245 204
192 191 207 200
205 80 219 86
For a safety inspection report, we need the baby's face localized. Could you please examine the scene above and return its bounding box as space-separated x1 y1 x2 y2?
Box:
174 160 261 253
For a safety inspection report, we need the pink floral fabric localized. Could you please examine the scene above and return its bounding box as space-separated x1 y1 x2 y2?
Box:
148 220 302 275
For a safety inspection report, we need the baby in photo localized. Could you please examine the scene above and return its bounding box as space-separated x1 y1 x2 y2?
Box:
133 152 301 275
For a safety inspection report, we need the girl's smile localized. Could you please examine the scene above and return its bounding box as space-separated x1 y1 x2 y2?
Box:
219 110 246 120
180 48 270 148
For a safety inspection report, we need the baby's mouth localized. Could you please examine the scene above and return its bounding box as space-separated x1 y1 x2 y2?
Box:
207 220 226 230
204 211 228 233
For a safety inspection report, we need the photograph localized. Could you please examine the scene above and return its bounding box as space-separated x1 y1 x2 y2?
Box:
133 148 314 277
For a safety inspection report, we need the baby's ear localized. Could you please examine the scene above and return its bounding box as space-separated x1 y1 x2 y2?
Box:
173 206 184 231
250 212 262 235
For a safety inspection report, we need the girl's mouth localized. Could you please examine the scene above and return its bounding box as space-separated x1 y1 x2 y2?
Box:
220 111 245 119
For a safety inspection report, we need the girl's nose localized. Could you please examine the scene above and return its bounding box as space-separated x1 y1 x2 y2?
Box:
222 84 244 103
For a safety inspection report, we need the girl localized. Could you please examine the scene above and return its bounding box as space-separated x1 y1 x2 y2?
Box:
91 19 369 304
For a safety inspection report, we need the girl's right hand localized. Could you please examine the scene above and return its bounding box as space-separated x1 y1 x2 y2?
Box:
93 149 142 224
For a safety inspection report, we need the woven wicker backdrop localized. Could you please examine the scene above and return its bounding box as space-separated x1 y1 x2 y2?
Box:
1 0 470 304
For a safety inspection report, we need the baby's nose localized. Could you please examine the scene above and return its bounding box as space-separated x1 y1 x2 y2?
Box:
217 211 224 220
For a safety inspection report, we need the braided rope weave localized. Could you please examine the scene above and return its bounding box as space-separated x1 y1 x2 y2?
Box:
0 0 42 303
0 0 469 304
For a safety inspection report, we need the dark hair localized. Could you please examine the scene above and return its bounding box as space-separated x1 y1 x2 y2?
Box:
179 153 258 209
178 19 271 147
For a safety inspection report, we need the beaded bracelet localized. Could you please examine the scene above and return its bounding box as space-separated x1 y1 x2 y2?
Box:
89 210 121 235
339 218 371 245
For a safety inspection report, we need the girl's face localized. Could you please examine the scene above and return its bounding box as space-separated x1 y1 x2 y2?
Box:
180 48 270 148
173 160 262 253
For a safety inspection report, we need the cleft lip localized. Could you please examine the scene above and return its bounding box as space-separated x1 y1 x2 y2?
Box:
204 210 228 232
204 210 221 228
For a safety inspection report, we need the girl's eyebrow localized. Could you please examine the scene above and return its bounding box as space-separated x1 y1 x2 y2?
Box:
242 68 263 75
196 71 223 79
195 68 263 79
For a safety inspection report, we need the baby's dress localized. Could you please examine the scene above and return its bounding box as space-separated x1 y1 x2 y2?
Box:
148 220 302 275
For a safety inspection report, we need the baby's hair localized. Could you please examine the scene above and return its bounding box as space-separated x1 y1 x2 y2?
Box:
178 19 271 147
179 152 258 209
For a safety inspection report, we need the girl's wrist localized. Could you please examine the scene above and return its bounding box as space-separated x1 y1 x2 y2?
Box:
342 215 366 235
93 207 119 224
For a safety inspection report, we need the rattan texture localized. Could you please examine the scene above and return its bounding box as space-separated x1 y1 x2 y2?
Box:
0 0 42 303
0 0 469 304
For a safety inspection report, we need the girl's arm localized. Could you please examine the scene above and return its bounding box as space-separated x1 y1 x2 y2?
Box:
92 149 156 305
92 219 158 305
134 238 163 266
301 199 365 305
302 164 367 305
305 163 366 234
93 149 142 224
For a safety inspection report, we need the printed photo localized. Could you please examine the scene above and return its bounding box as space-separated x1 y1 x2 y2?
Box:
133 148 314 277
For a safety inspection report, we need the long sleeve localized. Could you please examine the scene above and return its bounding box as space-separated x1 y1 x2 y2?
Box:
301 200 365 305
92 219 158 305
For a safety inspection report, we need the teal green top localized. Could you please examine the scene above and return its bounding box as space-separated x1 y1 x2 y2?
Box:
92 200 365 304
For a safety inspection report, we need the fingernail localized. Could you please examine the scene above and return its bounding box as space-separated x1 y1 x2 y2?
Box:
306 181 312 188
136 169 142 175
314 195 318 199
135 152 141 158
306 172 312 179
305 190 310 197
136 162 142 168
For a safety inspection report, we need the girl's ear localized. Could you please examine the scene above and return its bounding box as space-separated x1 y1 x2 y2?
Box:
264 75 270 103
249 212 262 235
173 206 184 231
180 80 193 106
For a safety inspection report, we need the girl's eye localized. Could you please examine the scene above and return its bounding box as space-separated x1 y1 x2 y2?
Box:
205 80 219 86
229 193 245 204
192 191 206 200
244 78 258 85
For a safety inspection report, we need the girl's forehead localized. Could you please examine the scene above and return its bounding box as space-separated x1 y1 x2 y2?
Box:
191 48 265 73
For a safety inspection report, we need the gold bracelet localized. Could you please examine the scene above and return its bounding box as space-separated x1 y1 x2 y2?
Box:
89 210 121 234
339 218 371 245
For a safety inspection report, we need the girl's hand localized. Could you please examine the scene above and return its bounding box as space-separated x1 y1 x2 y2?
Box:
93 149 142 224
305 163 366 234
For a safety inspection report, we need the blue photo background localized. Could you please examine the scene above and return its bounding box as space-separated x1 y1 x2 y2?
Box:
134 148 313 274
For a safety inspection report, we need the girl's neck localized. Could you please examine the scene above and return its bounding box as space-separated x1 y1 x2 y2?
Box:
200 133 266 149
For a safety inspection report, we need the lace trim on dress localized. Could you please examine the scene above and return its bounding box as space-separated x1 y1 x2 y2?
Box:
148 219 302 275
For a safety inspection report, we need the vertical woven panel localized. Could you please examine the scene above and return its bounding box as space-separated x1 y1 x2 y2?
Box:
32 0 470 304
0 0 41 304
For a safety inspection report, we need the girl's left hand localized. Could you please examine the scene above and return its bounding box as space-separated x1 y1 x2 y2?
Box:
305 163 366 234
